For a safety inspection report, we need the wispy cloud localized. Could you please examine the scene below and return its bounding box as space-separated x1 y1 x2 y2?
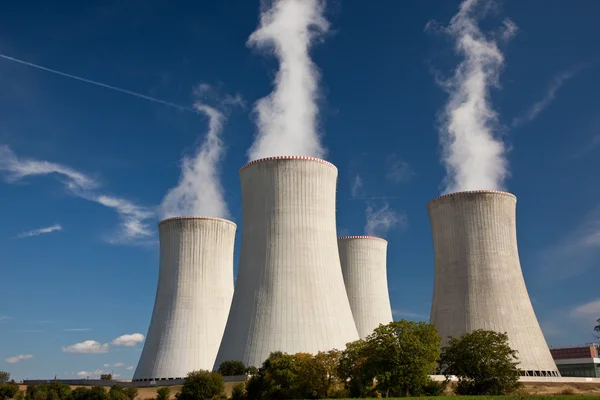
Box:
392 309 428 321
103 362 125 368
160 85 242 220
513 64 589 127
111 333 145 347
428 0 515 193
0 145 154 243
365 203 405 238
350 174 363 197
125 366 134 371
15 329 46 333
0 316 11 323
568 134 600 160
62 340 109 354
16 224 62 239
76 370 108 378
572 298 600 317
246 0 330 161
386 155 414 184
64 328 92 332
5 354 33 364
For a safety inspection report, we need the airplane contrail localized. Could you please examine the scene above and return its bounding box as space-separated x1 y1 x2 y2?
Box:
0 53 201 114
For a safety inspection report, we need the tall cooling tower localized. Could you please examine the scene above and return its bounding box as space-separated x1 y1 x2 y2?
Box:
133 217 236 382
338 236 393 339
214 156 359 369
427 190 559 377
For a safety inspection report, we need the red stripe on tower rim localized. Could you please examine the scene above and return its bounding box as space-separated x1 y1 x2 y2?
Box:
338 235 388 243
427 190 516 206
158 216 237 227
239 156 337 173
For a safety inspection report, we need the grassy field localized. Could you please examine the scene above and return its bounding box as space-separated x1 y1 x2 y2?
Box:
17 381 600 398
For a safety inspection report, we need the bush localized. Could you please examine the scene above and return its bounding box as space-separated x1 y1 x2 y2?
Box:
108 386 128 400
72 387 91 400
155 388 170 400
413 379 447 396
176 370 224 400
245 367 258 376
25 382 72 400
0 383 19 400
230 383 246 400
89 386 108 400
122 388 137 400
217 361 246 377
0 374 10 385
100 375 112 381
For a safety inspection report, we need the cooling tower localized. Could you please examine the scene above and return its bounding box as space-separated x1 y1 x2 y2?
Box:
214 156 359 369
338 236 393 339
428 190 559 377
133 217 236 382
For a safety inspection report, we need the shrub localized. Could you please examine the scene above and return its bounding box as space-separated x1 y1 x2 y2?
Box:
155 388 170 400
100 375 112 381
217 361 246 377
72 387 91 400
25 382 72 400
122 388 137 400
108 386 127 400
230 383 246 400
245 367 258 376
176 371 224 400
0 374 9 385
89 386 108 400
0 383 19 400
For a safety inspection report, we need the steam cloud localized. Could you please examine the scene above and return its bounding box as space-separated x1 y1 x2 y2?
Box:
432 0 516 193
365 204 405 238
246 0 329 161
160 86 242 219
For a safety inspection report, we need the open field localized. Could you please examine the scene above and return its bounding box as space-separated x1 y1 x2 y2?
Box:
17 381 600 398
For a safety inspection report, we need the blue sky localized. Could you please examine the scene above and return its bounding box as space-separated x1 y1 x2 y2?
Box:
1 0 599 381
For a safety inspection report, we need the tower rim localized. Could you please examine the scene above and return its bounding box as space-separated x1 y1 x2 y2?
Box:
239 156 337 173
158 216 237 228
427 190 516 207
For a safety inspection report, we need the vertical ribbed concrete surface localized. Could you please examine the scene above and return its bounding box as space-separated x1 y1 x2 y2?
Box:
428 191 559 376
338 236 393 339
214 156 359 369
133 217 236 381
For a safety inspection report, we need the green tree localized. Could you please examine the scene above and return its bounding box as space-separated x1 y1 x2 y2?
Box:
0 373 9 385
439 329 521 395
100 375 112 381
245 366 258 376
0 383 19 400
108 386 127 400
363 320 441 397
122 388 137 400
156 387 170 400
230 383 246 400
217 361 246 376
245 352 298 400
314 350 343 397
72 387 91 400
175 370 224 400
89 386 108 400
594 318 599 338
338 339 373 398
25 383 72 400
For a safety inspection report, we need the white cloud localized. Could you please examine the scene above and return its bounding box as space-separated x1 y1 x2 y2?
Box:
0 145 154 244
103 364 110 368
386 155 414 184
111 333 144 347
62 340 109 354
365 204 405 237
351 175 363 197
125 366 134 371
76 369 104 378
428 0 515 193
246 0 330 161
572 298 600 317
16 224 62 239
513 64 588 127
5 354 33 364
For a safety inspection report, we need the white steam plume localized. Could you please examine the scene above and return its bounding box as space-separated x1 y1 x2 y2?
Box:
160 86 241 219
433 0 516 193
246 0 329 161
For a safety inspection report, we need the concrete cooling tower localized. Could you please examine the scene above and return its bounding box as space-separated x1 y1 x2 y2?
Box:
214 156 359 369
338 236 393 339
427 190 559 377
133 217 236 382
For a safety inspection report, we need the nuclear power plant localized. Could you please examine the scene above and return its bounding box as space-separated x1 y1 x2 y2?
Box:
427 190 559 377
133 217 236 382
338 236 393 339
213 156 360 369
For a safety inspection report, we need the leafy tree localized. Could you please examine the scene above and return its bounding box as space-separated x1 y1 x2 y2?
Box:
72 387 92 400
338 339 373 398
156 387 170 400
25 383 72 400
595 318 600 338
100 375 112 381
0 373 9 385
176 370 224 400
0 383 19 400
314 350 343 397
217 361 246 376
245 366 258 376
89 386 108 400
108 386 127 400
439 329 521 395
122 388 137 400
363 320 441 397
230 383 246 400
